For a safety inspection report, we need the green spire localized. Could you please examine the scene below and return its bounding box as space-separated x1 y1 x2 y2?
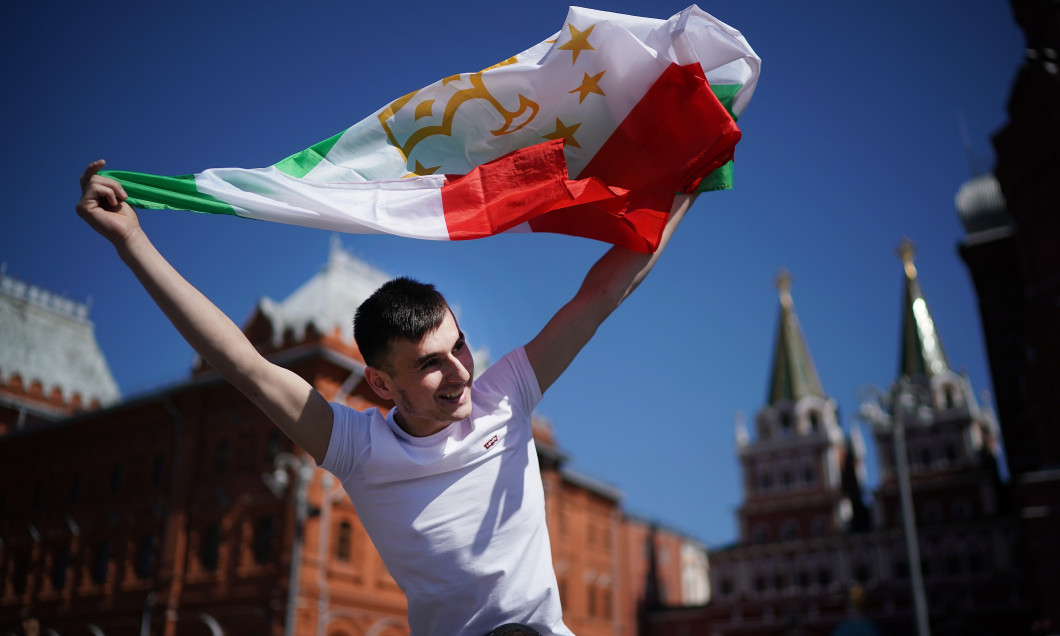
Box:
767 270 825 405
897 239 950 380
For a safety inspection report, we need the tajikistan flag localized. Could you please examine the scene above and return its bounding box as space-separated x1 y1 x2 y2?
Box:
103 5 759 253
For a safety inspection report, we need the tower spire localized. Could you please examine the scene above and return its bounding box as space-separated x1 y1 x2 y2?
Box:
897 238 950 380
767 270 825 405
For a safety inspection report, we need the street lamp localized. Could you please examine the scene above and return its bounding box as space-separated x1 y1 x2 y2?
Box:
264 451 316 636
859 379 933 636
316 472 349 636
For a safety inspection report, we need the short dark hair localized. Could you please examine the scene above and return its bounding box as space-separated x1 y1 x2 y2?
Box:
354 277 452 370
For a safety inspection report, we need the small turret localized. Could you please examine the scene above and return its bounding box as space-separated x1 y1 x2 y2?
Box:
897 239 951 382
767 270 825 406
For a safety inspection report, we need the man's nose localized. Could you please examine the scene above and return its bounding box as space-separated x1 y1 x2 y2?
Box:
445 354 471 382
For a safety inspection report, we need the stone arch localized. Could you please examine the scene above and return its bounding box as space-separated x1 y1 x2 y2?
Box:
365 617 407 636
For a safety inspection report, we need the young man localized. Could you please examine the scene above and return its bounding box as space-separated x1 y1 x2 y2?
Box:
77 159 693 635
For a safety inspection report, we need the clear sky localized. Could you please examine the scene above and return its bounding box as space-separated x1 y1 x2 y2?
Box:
1 1 1023 547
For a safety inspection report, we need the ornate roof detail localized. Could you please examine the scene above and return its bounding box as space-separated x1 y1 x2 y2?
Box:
896 239 951 380
955 173 1011 234
0 265 120 412
767 270 825 405
252 237 490 375
256 236 392 347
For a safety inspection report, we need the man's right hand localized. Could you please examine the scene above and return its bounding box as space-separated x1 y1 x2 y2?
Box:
76 159 141 247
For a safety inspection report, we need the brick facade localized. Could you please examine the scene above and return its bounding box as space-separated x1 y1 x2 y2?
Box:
1 267 708 635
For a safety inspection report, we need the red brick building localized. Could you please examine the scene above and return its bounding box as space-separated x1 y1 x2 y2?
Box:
0 243 708 636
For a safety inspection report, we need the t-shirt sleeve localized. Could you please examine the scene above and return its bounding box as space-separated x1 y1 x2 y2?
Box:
475 346 543 417
320 402 368 481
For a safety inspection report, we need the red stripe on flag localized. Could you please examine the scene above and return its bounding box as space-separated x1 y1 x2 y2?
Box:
441 139 628 241
528 63 741 252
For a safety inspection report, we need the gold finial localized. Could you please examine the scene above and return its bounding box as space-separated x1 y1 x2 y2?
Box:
849 582 866 609
775 268 793 308
897 237 918 279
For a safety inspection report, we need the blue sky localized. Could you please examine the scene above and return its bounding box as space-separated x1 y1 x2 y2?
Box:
1 1 1022 546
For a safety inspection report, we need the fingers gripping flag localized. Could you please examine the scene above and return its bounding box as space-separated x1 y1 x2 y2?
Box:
104 5 760 253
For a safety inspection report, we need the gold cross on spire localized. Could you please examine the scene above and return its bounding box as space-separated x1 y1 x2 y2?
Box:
897 237 918 279
775 268 793 308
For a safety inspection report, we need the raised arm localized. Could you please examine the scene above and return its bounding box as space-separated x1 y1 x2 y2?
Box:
76 160 334 462
524 193 695 394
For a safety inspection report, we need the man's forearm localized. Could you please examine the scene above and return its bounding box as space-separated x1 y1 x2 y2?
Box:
576 193 693 317
112 228 333 460
524 194 694 393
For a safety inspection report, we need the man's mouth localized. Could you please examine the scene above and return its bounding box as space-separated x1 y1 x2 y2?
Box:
439 387 466 401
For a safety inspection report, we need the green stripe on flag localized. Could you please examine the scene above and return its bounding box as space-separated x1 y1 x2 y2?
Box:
709 84 742 121
689 84 743 194
695 160 734 192
273 130 346 178
100 171 236 215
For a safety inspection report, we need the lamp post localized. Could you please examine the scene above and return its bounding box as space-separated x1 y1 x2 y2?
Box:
264 452 316 636
316 472 348 636
859 379 933 636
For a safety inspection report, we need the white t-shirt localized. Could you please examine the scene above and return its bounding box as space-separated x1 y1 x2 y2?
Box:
322 347 573 636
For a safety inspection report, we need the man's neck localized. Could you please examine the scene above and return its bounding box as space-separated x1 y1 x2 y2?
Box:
393 409 451 438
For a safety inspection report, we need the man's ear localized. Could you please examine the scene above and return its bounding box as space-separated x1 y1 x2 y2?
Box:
364 366 395 401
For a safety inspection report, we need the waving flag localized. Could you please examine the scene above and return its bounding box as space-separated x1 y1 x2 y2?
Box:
104 5 759 252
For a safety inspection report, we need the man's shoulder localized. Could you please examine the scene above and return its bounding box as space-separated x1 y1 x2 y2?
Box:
473 347 528 385
329 402 389 429
472 346 541 411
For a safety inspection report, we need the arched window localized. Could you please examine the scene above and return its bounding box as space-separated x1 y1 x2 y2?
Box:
69 472 83 503
12 553 30 595
337 521 353 562
215 441 230 474
779 412 794 436
51 546 71 590
600 584 613 618
201 525 221 571
266 430 283 464
92 540 112 585
803 465 816 485
253 517 274 564
808 411 821 432
110 462 125 494
944 386 957 409
152 453 166 487
136 535 158 579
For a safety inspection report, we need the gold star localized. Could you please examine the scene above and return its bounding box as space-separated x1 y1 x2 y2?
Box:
543 118 582 149
569 70 606 103
558 23 595 65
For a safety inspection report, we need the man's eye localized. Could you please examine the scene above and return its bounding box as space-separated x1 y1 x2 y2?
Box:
454 339 465 352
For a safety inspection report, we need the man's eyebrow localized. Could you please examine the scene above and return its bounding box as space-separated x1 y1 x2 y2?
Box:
412 332 465 368
413 352 438 368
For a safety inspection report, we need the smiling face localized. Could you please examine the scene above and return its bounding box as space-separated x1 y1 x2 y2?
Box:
365 310 474 437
